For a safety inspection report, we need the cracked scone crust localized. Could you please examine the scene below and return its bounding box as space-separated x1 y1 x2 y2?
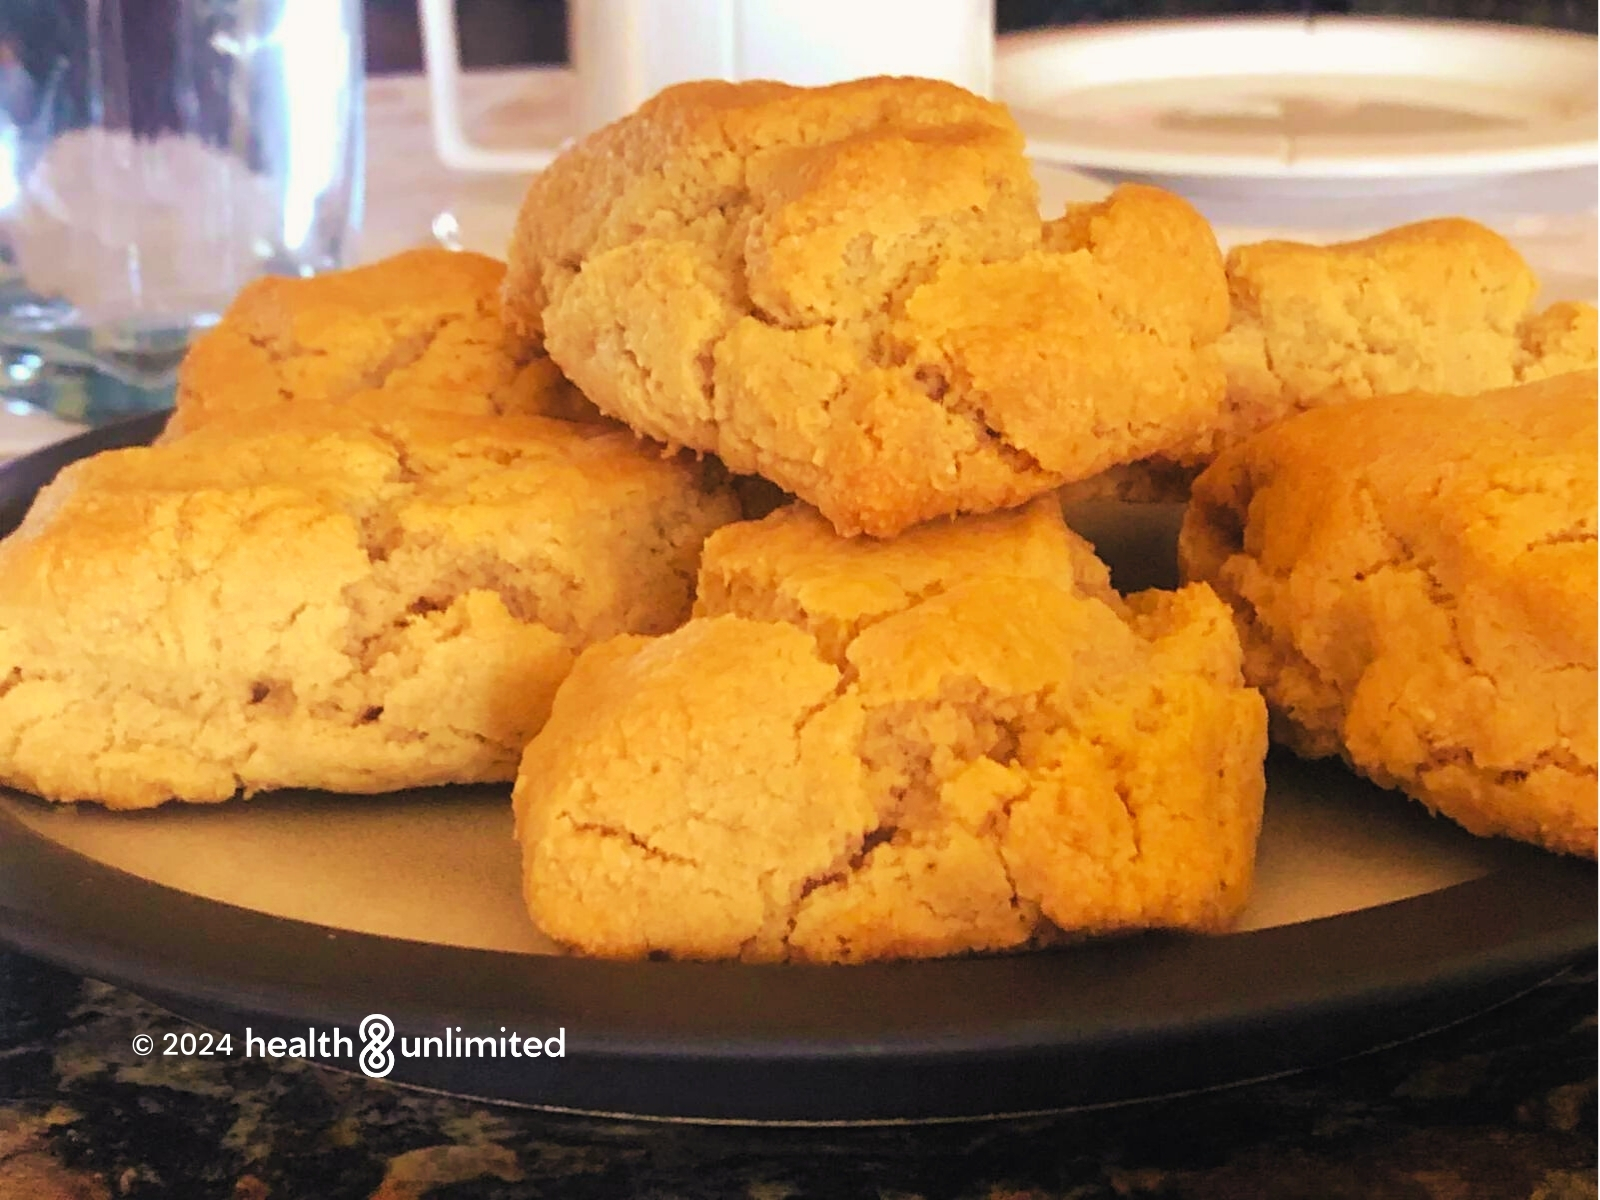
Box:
504 77 1228 537
1064 219 1599 503
514 500 1266 962
693 497 1120 661
1207 218 1596 460
1179 371 1598 857
169 248 598 436
0 406 740 808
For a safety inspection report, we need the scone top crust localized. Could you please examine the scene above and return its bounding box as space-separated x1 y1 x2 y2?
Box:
694 497 1120 663
1204 217 1598 461
8 401 739 646
171 248 594 436
506 77 1228 536
1180 370 1598 856
503 77 1035 335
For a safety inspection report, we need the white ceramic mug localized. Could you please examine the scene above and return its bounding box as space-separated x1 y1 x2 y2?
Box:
417 0 994 171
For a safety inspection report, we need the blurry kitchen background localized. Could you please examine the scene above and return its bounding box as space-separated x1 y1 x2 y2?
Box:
365 0 1595 73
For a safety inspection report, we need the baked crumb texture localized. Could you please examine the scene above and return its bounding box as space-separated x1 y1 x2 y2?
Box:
503 77 1229 538
1063 218 1599 503
0 407 740 808
1180 371 1598 857
514 499 1267 963
169 248 600 436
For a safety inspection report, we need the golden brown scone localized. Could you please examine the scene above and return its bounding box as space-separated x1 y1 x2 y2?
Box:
1208 218 1596 459
0 405 740 808
514 499 1267 962
503 77 1229 537
1064 219 1599 503
1179 371 1598 857
169 248 598 436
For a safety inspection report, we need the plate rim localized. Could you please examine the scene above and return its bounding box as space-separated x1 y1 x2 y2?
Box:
2 788 1592 1120
995 16 1600 179
0 413 1595 1121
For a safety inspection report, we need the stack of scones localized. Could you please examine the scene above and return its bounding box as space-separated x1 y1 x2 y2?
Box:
0 78 1592 962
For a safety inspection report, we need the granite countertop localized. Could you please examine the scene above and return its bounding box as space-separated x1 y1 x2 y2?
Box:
1 949 1593 1199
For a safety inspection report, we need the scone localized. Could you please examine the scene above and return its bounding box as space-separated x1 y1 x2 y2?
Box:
1179 371 1597 857
514 499 1267 962
503 77 1229 537
0 404 740 808
1210 219 1596 458
168 248 598 436
1064 218 1599 501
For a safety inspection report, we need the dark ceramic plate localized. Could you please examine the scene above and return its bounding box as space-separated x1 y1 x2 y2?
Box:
0 414 1592 1123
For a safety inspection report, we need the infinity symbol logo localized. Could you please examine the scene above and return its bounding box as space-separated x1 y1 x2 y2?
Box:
359 1013 395 1078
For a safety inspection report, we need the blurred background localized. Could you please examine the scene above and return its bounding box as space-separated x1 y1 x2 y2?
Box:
364 0 1596 73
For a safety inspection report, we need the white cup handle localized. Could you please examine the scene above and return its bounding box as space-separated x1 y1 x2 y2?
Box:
416 0 559 172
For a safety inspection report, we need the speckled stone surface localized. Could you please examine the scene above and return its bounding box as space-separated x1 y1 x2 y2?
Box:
0 950 1592 1199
